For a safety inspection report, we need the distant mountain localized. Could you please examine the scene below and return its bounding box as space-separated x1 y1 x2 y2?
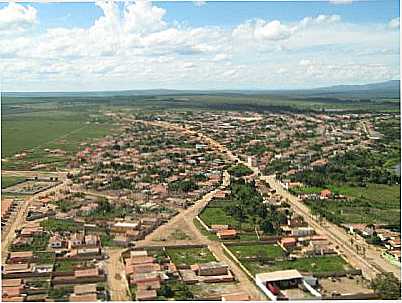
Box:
3 80 400 99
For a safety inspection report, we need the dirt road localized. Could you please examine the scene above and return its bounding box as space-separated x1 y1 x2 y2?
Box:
135 118 400 283
105 248 130 301
1 180 68 263
261 175 401 280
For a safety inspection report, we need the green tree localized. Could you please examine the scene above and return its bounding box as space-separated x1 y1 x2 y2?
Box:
371 273 401 300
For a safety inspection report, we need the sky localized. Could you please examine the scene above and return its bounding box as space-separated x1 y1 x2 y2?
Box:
0 0 400 92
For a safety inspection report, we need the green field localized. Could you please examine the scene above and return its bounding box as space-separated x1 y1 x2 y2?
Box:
304 184 400 225
243 255 351 275
228 243 285 259
2 109 115 170
165 247 216 266
199 207 238 227
1 175 26 189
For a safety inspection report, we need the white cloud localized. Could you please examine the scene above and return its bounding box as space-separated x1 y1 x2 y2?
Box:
329 0 353 4
0 2 37 32
194 1 206 7
0 1 399 91
388 17 400 30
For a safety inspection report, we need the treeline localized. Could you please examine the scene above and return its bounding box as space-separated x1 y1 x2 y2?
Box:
291 150 400 187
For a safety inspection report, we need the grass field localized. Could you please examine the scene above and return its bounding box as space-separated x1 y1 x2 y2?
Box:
303 184 400 225
243 255 351 275
228 243 285 259
166 247 216 265
1 175 26 189
2 109 116 170
199 207 237 227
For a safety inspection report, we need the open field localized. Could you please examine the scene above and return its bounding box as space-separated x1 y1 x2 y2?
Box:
228 243 285 259
243 255 352 275
165 247 216 266
1 175 26 189
303 184 400 225
2 108 116 170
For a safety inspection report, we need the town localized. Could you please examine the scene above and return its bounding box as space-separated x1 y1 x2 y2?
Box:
2 109 400 301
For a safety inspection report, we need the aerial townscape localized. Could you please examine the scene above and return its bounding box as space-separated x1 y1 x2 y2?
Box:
1 0 401 302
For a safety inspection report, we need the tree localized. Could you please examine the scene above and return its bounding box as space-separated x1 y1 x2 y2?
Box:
260 219 275 234
371 273 401 300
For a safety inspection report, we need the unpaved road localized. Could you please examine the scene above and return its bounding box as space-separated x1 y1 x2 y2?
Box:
261 175 401 280
105 248 130 301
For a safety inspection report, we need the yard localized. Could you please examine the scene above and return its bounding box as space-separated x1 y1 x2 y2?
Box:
1 175 26 189
228 243 285 259
243 255 352 275
165 247 216 266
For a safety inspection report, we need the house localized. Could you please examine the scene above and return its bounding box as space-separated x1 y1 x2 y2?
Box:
320 189 332 199
73 284 97 295
222 293 251 301
131 272 160 285
8 251 33 263
291 227 314 237
136 280 161 291
136 289 157 301
211 225 229 232
132 263 161 274
217 229 237 240
3 263 32 275
195 262 229 276
69 293 97 302
49 234 64 248
280 237 297 250
84 234 99 247
74 268 99 279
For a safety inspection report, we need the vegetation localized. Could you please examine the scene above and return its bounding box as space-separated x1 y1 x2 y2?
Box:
228 243 284 259
11 234 50 252
41 218 82 232
157 280 194 300
1 175 26 189
228 164 253 177
166 247 216 266
371 273 401 300
200 179 285 233
244 255 351 275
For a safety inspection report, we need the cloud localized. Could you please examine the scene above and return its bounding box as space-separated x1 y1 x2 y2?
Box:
0 2 37 32
388 17 400 30
233 14 341 42
194 1 206 7
329 0 353 4
0 1 399 91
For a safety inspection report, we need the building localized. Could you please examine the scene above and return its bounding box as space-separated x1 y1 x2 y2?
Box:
222 293 251 301
195 262 228 276
255 270 321 301
217 229 237 240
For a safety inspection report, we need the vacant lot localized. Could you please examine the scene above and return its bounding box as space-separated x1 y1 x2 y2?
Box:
228 243 284 259
1 175 26 189
166 247 216 266
243 255 351 275
305 184 400 225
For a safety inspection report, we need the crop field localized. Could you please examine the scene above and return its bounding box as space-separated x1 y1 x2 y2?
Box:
165 247 216 266
243 255 352 275
228 243 285 259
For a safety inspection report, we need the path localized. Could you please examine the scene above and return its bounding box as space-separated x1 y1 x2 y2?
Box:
105 248 130 301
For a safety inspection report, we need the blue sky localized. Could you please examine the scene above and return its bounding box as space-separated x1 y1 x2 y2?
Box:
0 0 400 91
